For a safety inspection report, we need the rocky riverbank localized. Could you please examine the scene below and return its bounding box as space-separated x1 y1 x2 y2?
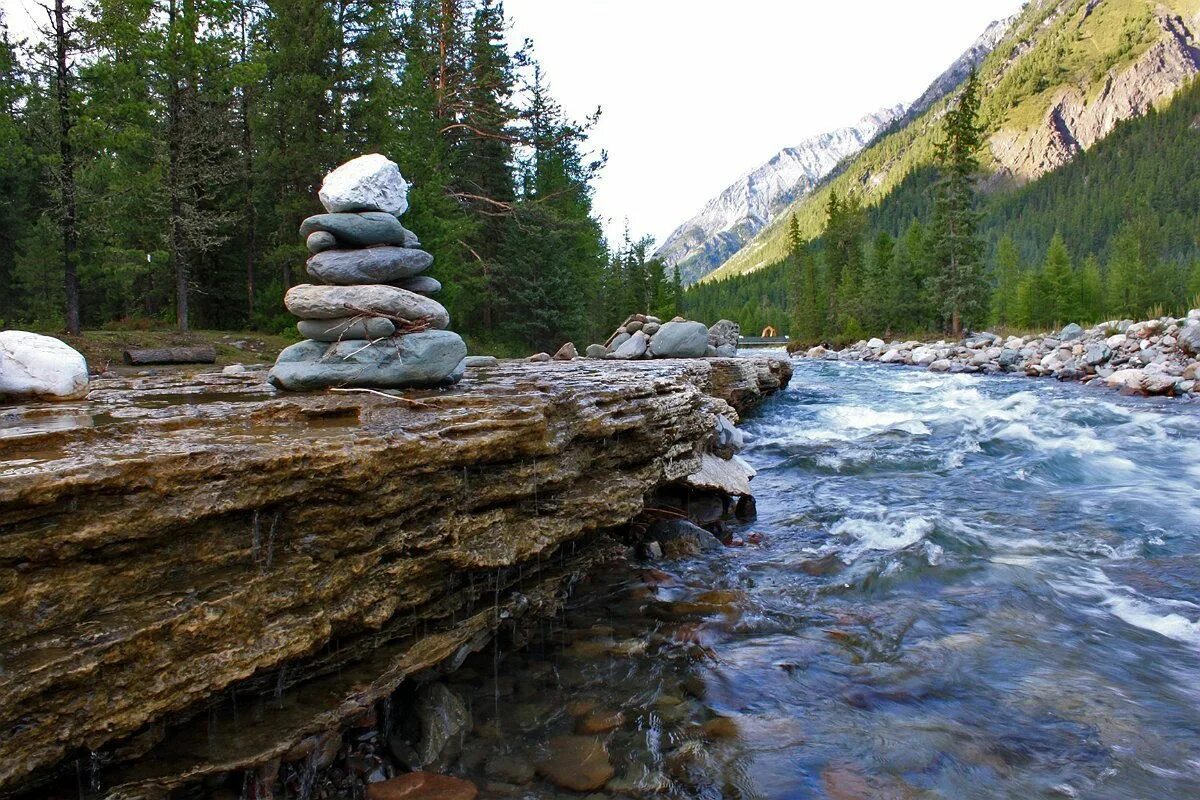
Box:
0 355 789 799
798 310 1200 398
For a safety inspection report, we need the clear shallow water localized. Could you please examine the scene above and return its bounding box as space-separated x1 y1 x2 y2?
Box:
458 360 1200 799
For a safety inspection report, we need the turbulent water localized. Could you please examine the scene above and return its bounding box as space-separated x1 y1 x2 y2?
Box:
457 359 1200 799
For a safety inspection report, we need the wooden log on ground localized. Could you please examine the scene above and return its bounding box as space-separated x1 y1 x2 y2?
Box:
122 346 218 366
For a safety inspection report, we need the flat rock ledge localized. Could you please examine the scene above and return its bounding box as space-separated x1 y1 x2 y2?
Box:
0 356 789 798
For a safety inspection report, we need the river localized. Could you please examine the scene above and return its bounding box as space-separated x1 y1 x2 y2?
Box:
448 358 1200 799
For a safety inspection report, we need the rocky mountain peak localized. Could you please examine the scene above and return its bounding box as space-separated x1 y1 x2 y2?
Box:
655 104 906 285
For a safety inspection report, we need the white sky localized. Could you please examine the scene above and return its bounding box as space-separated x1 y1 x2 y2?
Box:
506 0 1023 244
4 0 1023 245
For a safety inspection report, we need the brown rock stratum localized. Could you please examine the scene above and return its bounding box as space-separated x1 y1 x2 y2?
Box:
0 356 790 797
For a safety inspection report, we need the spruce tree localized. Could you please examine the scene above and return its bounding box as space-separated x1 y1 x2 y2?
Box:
0 10 37 325
1078 254 1104 322
1043 233 1078 324
990 235 1021 328
929 68 987 336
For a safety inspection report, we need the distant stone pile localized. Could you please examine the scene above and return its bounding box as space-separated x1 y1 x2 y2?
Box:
802 309 1200 398
579 315 741 360
269 154 466 391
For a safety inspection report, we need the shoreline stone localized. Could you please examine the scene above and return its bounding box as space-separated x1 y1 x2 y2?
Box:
792 309 1200 399
0 331 90 401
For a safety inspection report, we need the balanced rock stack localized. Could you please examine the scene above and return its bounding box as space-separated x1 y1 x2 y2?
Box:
269 154 466 391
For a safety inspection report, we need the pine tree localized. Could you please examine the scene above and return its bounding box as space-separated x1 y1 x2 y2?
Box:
929 68 987 335
0 10 37 325
990 235 1021 328
863 230 894 331
1043 233 1078 324
257 0 339 293
1106 221 1148 318
890 219 930 333
1078 254 1104 322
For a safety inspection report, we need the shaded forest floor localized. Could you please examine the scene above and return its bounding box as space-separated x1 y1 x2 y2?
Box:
40 329 298 373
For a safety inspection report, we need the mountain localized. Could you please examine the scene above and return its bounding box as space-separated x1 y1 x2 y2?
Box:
655 107 904 286
703 0 1200 284
902 15 1017 123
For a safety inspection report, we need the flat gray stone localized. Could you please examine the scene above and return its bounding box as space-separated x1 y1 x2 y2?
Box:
285 284 450 328
393 275 441 295
299 212 410 248
612 331 648 359
306 247 433 285
650 320 709 358
297 316 396 342
607 332 631 352
267 330 467 391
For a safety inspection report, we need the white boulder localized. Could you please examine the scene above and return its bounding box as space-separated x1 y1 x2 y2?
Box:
319 153 410 217
0 331 89 401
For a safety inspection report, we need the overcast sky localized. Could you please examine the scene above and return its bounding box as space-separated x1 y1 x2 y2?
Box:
5 0 1023 244
506 0 1023 244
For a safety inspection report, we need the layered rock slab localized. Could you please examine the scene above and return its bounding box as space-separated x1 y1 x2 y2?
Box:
0 356 790 797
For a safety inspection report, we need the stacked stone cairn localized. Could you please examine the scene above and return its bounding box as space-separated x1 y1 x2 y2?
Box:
268 154 466 391
579 316 741 360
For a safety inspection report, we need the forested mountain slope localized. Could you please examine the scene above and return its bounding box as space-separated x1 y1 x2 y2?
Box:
683 76 1200 337
655 106 903 286
704 0 1200 284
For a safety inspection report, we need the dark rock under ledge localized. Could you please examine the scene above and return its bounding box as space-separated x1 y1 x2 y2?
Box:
0 356 790 798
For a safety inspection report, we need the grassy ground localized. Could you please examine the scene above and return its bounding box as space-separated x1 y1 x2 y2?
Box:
40 328 298 373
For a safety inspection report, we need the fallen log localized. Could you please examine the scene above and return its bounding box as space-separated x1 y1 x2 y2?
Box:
122 345 217 366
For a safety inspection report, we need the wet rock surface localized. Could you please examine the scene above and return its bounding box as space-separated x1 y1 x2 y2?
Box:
0 355 789 797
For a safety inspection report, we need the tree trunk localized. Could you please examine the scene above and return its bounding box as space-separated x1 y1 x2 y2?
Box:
123 345 217 365
167 0 189 333
239 0 256 323
53 0 81 335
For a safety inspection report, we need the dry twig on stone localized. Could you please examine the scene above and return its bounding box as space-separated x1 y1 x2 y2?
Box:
328 387 438 409
342 305 433 334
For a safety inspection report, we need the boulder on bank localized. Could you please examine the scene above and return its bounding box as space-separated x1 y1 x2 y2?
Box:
684 452 756 496
284 284 450 328
585 343 608 359
553 342 578 361
319 153 410 217
0 331 89 401
650 320 709 358
306 246 433 285
267 330 466 391
708 319 740 350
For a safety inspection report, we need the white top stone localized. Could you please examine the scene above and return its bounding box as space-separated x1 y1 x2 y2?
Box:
0 330 89 401
319 153 410 217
